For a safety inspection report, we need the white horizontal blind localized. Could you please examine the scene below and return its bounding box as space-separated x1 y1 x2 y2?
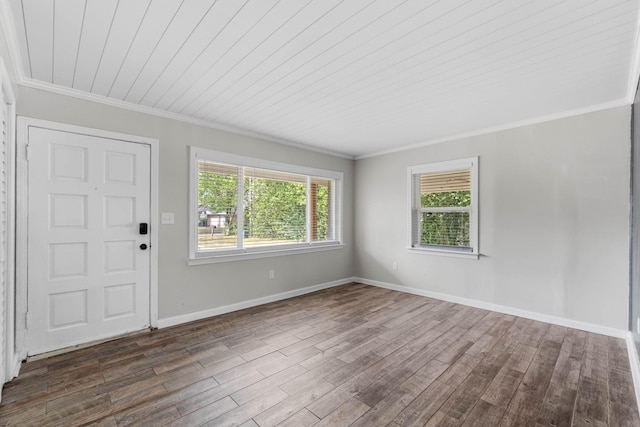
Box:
420 169 470 193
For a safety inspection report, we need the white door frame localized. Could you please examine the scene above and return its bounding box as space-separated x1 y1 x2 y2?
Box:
15 117 159 363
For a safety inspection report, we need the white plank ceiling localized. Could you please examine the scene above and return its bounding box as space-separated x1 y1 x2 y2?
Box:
5 0 640 158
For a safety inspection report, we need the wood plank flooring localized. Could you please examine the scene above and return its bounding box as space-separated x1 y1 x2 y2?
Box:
1 283 639 426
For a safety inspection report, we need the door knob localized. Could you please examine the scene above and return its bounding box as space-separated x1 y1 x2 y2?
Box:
140 243 148 250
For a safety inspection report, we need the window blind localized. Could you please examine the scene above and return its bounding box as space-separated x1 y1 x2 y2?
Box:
193 153 341 259
418 168 473 250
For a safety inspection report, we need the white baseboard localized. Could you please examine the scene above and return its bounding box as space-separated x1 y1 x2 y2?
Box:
157 278 353 329
159 276 630 337
625 332 640 417
354 277 629 339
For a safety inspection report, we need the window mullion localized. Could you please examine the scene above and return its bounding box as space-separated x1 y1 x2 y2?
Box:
412 173 421 247
237 167 245 249
306 176 311 243
328 180 335 240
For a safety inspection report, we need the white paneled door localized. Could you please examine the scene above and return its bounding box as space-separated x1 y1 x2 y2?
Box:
26 126 151 355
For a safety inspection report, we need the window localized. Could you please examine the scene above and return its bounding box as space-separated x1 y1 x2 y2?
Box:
189 147 342 263
408 157 478 258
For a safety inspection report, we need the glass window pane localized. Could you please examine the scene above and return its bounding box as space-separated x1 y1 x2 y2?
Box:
311 178 331 241
244 168 307 246
421 211 471 248
197 161 239 250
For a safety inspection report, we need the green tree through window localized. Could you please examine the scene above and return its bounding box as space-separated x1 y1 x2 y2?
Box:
196 160 336 251
421 190 471 247
245 176 307 242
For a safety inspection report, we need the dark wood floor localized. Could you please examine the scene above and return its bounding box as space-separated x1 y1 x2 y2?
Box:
1 283 639 426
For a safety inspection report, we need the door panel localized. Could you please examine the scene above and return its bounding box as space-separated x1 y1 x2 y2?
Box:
27 126 150 355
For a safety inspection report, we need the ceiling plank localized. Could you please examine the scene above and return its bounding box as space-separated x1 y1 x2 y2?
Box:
52 0 85 87
150 0 285 111
177 0 344 117
72 0 118 92
21 0 54 82
90 0 152 96
140 0 275 108
7 0 32 78
107 0 183 100
123 1 220 104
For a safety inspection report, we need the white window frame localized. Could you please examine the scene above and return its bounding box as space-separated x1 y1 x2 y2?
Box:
189 147 343 264
407 157 479 259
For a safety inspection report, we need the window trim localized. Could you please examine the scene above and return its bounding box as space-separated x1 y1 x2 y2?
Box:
189 147 343 264
407 157 479 259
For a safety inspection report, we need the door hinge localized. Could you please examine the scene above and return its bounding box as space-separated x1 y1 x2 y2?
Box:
25 144 30 161
24 311 28 328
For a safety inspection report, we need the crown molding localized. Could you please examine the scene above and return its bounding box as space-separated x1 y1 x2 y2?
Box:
19 77 355 160
355 99 631 160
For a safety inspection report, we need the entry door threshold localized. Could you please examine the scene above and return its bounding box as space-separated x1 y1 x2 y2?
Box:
26 327 154 362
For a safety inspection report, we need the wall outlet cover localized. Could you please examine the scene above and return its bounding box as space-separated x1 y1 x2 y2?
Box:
161 212 175 225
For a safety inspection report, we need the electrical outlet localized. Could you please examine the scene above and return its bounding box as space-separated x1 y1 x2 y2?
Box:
269 270 275 279
392 261 398 270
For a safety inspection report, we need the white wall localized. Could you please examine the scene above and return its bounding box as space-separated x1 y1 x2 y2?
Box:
15 86 354 321
354 106 631 330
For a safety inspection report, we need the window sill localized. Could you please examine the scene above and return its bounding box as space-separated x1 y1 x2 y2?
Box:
408 247 479 260
189 242 344 265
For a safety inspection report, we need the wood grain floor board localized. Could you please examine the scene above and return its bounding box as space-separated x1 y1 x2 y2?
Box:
498 340 563 426
316 397 370 427
279 358 345 396
173 370 262 415
536 381 577 427
0 283 637 426
277 408 321 427
461 399 506 426
252 379 334 427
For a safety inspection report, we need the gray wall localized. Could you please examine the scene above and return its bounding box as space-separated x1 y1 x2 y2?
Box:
11 90 635 330
354 107 632 330
15 87 355 321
